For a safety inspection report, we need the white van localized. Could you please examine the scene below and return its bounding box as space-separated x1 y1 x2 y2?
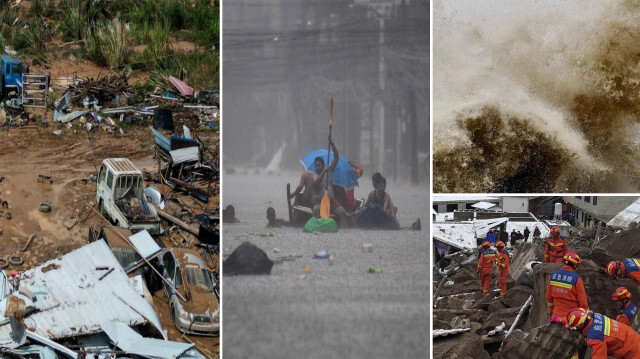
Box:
96 158 161 234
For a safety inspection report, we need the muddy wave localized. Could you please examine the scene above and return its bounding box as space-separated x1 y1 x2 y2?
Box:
434 0 640 192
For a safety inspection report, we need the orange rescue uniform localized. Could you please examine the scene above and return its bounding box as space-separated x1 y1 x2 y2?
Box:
616 302 637 326
546 264 589 320
477 248 497 297
582 312 640 359
620 259 640 286
545 235 568 263
496 248 510 298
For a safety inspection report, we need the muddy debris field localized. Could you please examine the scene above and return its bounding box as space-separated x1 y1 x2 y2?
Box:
0 87 220 358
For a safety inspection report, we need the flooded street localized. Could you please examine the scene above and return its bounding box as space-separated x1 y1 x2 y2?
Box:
222 170 429 358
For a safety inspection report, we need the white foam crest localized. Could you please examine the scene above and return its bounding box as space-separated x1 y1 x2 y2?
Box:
434 0 640 170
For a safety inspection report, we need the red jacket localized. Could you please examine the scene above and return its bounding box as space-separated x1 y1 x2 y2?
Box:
546 265 588 319
477 249 497 272
583 313 640 359
545 235 568 263
496 249 510 276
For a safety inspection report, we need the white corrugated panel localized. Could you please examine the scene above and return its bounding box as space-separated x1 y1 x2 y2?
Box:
608 198 640 228
101 320 193 358
170 146 199 164
0 240 164 344
432 222 477 249
471 201 497 210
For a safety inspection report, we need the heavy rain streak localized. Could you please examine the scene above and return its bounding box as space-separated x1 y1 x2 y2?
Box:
434 0 640 193
222 2 429 358
223 0 429 184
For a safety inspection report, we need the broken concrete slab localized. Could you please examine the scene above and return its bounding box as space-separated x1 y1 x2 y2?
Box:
508 242 544 283
481 307 521 332
453 268 478 283
495 329 525 359
502 285 533 308
593 227 640 260
515 323 584 359
435 295 467 310
487 300 508 314
440 279 480 297
433 332 491 359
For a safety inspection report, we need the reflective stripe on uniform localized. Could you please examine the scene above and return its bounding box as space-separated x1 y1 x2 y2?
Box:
550 280 573 289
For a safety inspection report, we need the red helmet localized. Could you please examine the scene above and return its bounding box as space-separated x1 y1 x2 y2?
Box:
612 287 632 301
481 241 491 249
606 261 619 276
565 308 590 330
495 241 505 249
563 252 581 267
550 226 560 235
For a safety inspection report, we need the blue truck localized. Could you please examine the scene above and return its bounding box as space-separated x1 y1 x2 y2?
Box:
0 54 24 97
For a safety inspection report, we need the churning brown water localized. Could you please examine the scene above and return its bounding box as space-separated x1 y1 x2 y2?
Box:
434 0 640 193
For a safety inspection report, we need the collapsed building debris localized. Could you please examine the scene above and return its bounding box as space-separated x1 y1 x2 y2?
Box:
433 215 640 359
70 71 132 105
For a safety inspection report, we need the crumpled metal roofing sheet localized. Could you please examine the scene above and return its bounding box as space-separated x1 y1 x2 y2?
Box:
128 230 161 259
101 320 193 359
608 198 640 228
0 240 164 343
471 201 497 210
168 76 194 97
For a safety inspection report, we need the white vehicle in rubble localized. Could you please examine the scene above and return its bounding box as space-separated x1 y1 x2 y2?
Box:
96 158 161 234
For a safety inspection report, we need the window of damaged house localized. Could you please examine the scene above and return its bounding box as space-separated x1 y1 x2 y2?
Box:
593 196 598 205
585 196 590 203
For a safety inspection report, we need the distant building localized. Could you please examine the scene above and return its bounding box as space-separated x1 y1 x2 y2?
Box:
563 196 639 229
432 196 499 213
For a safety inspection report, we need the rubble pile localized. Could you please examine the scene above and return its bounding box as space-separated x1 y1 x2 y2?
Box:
0 70 220 357
433 232 640 359
70 71 132 104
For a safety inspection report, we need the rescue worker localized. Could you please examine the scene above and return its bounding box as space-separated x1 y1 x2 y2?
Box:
611 287 638 330
477 241 496 297
546 252 588 323
495 241 510 298
566 308 640 359
606 259 640 286
545 225 568 263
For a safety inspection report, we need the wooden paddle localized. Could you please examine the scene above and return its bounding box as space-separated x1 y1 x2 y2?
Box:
320 98 333 219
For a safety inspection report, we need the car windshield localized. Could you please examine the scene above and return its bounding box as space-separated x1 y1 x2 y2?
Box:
184 265 214 292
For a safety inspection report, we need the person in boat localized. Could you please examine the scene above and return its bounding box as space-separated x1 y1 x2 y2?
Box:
333 160 363 214
311 137 347 227
362 172 397 220
289 170 314 208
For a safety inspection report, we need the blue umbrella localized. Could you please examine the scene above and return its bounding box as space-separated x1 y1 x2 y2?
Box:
300 149 359 189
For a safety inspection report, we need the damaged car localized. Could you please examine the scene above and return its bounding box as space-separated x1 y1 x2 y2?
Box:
159 248 220 336
97 158 162 234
